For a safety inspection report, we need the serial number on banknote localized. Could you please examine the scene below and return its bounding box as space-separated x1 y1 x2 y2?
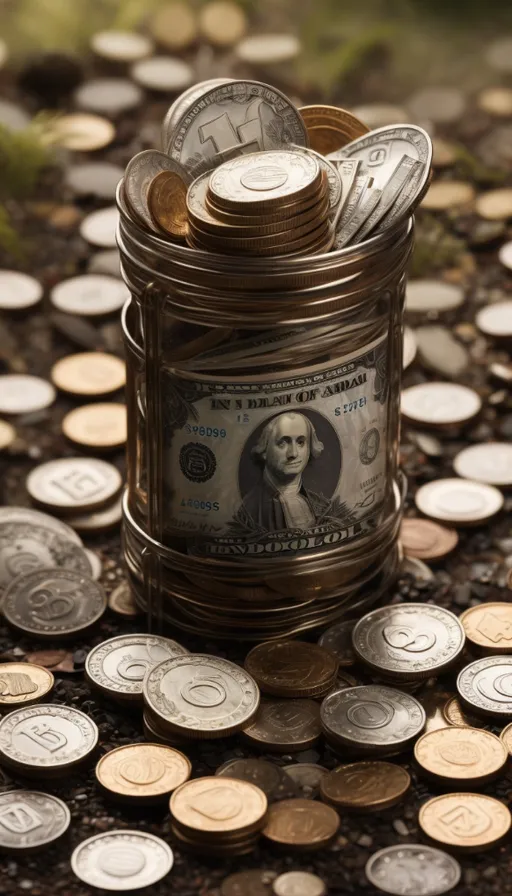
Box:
184 424 227 438
180 499 220 512
336 396 367 415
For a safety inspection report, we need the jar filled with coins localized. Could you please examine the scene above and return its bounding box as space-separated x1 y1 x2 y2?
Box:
117 79 432 639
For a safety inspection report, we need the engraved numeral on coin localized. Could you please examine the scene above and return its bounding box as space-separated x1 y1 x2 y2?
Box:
477 612 512 643
0 673 38 697
367 146 389 167
181 675 227 707
347 700 394 729
0 802 43 834
439 804 492 838
21 722 68 753
383 625 436 653
28 588 75 622
198 106 264 154
51 469 105 501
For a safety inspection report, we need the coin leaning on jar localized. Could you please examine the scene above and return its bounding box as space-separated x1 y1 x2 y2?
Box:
123 149 192 232
96 742 191 802
85 633 189 702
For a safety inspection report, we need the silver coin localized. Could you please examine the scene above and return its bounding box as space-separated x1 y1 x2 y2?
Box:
457 656 512 718
0 522 92 588
320 685 426 752
356 155 421 241
0 790 71 852
352 604 465 680
2 568 106 638
80 207 119 248
0 375 55 415
209 149 320 208
414 478 504 525
65 495 123 534
162 77 233 152
216 758 297 800
123 150 192 231
0 704 98 776
452 442 512 487
318 620 356 666
51 274 129 316
0 506 82 544
333 172 372 237
272 871 326 896
26 457 122 512
143 654 260 737
71 830 174 890
290 145 342 212
91 30 154 63
333 185 382 248
282 763 328 799
0 271 43 310
65 162 124 200
406 279 464 313
130 55 193 92
86 633 189 701
407 86 466 124
403 326 417 369
168 79 308 171
365 844 461 896
74 78 143 117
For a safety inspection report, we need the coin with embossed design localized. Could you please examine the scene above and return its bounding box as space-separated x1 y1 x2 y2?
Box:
459 603 512 654
0 704 98 777
442 697 488 730
26 457 122 512
241 699 321 752
272 871 326 896
499 722 512 756
320 761 410 811
0 522 92 588
170 776 267 836
419 793 511 851
321 685 426 754
0 790 70 852
86 633 188 702
2 568 106 638
245 641 338 697
96 742 191 802
414 727 507 786
209 150 321 212
71 830 173 890
365 844 461 896
216 758 298 801
0 663 54 710
144 654 259 737
262 798 339 850
457 656 512 718
352 603 465 681
299 104 369 154
318 620 356 666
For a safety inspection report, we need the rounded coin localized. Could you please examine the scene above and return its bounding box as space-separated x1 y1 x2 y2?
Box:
320 685 426 753
476 299 512 338
0 506 82 545
272 871 326 896
414 478 504 525
50 113 115 151
71 830 173 890
130 56 193 92
51 352 125 396
475 188 512 220
148 170 188 238
235 34 301 65
498 241 512 270
221 870 278 896
65 162 124 199
2 568 106 638
443 697 488 730
124 150 192 232
91 30 154 62
79 207 119 248
338 124 432 196
199 1 247 47
0 375 55 415
263 798 339 849
365 844 461 896
405 279 464 313
170 777 267 835
421 180 474 211
0 420 15 450
460 603 512 654
0 271 43 310
320 761 410 811
401 382 481 427
500 722 512 755
407 87 466 124
282 763 327 799
453 442 512 487
51 274 128 316
419 793 511 852
0 704 98 776
352 603 465 680
403 326 417 369
209 150 320 210
86 633 188 702
0 790 70 852
74 78 143 117
457 656 512 718
107 579 139 615
400 556 434 582
25 650 74 674
62 402 127 450
88 249 121 277
144 654 259 736
216 758 297 801
26 457 122 512
478 86 512 117
168 80 308 171
242 698 321 752
0 663 54 709
400 518 458 560
298 105 368 155
96 742 191 801
149 2 197 49
245 641 338 697
0 522 92 587
414 727 507 785
318 620 356 666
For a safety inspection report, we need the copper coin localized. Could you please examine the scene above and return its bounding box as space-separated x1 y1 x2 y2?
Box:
148 170 188 238
419 793 511 852
242 699 321 752
262 798 339 850
25 650 75 674
443 697 488 730
244 641 338 698
235 34 301 65
500 722 512 756
414 727 507 786
148 2 197 50
91 30 154 62
400 518 458 560
51 353 125 396
459 603 512 655
170 777 267 837
62 402 127 450
320 761 410 811
0 663 54 709
96 742 191 802
299 105 369 154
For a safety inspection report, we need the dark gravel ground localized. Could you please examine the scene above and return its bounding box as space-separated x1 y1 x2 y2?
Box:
1 29 512 896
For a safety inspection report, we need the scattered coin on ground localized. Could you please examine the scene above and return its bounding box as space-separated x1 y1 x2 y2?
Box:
0 663 54 709
245 641 338 697
130 56 193 92
475 188 512 220
235 34 301 65
62 402 127 449
401 382 481 427
0 521 92 587
79 207 119 248
0 419 15 450
263 799 339 850
419 793 511 851
282 763 328 799
91 29 154 62
421 181 474 211
365 844 461 896
216 758 297 801
0 790 71 852
453 442 512 486
0 375 56 415
400 518 458 560
107 578 140 614
321 685 426 754
0 270 43 310
51 274 129 316
86 633 188 702
199 1 247 47
71 830 174 890
26 457 123 512
457 656 512 718
221 870 278 896
405 280 464 313
50 113 115 151
272 871 326 896
2 568 106 638
476 300 512 338
0 703 98 777
320 761 410 811
242 698 321 752
415 478 504 525
414 727 508 786
318 620 356 666
460 603 512 654
96 742 191 802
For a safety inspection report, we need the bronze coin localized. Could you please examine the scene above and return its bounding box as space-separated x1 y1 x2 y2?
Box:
244 641 338 698
459 603 512 655
148 170 188 239
24 650 75 674
0 663 54 709
262 798 339 850
320 761 410 812
242 699 322 752
298 105 369 154
96 742 191 802
216 758 298 800
443 697 489 730
414 728 507 786
419 793 511 852
400 518 458 561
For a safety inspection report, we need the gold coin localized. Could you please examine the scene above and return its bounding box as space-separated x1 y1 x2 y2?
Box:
414 728 507 786
0 419 15 451
263 798 339 849
170 777 267 836
148 170 188 239
51 353 125 396
460 603 512 654
320 761 410 811
96 742 191 802
204 176 328 226
108 580 140 617
188 212 326 251
171 823 258 855
421 181 475 211
149 1 198 49
198 1 247 47
62 402 127 449
475 188 512 220
244 641 338 698
419 793 511 851
48 114 115 151
478 86 512 117
0 663 54 709
443 697 488 729
500 722 512 755
298 105 369 155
